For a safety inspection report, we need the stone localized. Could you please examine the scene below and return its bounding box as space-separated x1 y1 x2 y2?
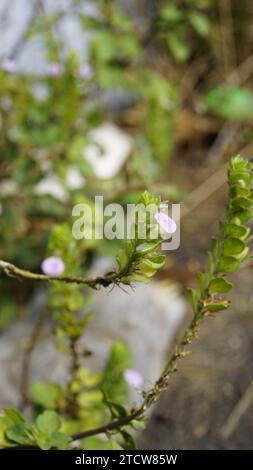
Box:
0 281 187 407
84 122 133 179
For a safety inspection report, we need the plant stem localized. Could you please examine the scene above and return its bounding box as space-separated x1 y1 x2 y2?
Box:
19 307 49 408
0 260 119 289
70 301 206 443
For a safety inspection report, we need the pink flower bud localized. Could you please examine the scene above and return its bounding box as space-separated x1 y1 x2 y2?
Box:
47 63 64 77
155 212 177 234
124 369 144 389
79 64 93 79
41 256 65 275
2 59 16 74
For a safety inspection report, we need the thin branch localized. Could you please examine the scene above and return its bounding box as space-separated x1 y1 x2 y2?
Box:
70 304 205 443
19 307 50 407
0 260 119 290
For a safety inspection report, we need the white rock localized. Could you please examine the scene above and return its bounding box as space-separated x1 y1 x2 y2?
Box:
35 175 68 201
0 179 18 196
0 281 187 408
66 166 85 190
84 122 133 179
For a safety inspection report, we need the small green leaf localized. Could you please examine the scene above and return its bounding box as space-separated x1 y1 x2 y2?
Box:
187 288 199 311
36 411 61 436
205 87 253 122
224 224 249 240
6 423 32 445
208 277 233 293
222 237 246 256
103 439 123 450
101 341 131 405
167 32 190 62
231 209 252 224
218 256 240 273
131 273 150 284
143 255 166 269
211 238 219 257
230 185 250 198
103 400 128 418
30 382 62 409
116 249 128 270
189 12 210 37
160 5 183 22
232 196 252 210
205 301 230 312
136 240 160 253
139 262 157 277
48 431 71 449
4 408 25 425
120 430 137 450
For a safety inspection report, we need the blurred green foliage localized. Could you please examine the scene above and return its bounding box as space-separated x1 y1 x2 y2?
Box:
1 0 253 451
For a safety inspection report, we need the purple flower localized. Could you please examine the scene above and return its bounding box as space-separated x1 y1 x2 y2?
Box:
124 369 144 389
79 64 93 79
47 63 64 77
41 256 65 275
2 59 16 74
155 212 177 234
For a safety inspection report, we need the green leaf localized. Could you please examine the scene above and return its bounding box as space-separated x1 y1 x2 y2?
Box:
230 185 250 198
101 341 131 404
6 423 32 445
138 190 161 207
211 238 219 257
205 87 253 121
138 262 157 277
130 273 150 284
36 411 61 436
120 430 137 450
136 240 160 253
4 408 25 425
160 5 183 22
189 11 210 37
33 429 52 450
103 439 123 450
205 301 230 312
232 196 252 210
231 209 252 224
218 256 240 273
103 399 128 418
222 237 246 256
30 381 62 409
0 408 26 447
187 288 199 311
230 172 251 186
47 431 71 449
116 249 128 270
208 277 233 293
143 255 166 269
167 32 190 62
224 224 249 240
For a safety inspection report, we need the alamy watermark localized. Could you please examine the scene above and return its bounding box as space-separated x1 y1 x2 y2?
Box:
72 196 180 251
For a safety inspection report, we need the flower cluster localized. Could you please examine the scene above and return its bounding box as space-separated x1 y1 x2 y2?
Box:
1 59 93 79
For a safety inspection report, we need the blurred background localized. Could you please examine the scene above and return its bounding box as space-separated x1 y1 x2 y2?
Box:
0 0 253 449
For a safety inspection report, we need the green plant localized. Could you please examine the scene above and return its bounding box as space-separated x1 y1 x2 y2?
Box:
0 0 180 329
0 156 252 450
158 0 214 62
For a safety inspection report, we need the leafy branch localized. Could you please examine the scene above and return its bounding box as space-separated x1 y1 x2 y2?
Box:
0 156 253 449
71 155 253 442
0 191 166 290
